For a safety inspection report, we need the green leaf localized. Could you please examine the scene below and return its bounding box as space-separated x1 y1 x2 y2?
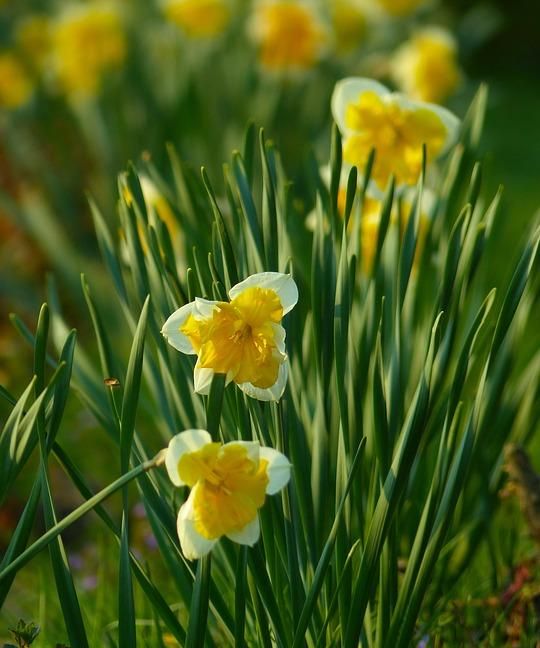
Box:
0 453 163 583
292 438 366 648
120 296 150 471
185 554 212 648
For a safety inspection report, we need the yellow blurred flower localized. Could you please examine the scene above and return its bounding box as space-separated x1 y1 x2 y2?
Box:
15 15 52 73
165 430 291 559
0 52 34 109
250 1 327 72
391 27 461 104
330 0 367 54
51 3 126 97
162 272 298 401
163 0 231 38
122 175 183 257
331 77 459 189
376 0 426 16
358 190 433 272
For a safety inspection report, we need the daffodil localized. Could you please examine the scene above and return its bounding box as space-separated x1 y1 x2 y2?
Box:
249 1 327 72
122 175 184 260
51 3 126 97
165 430 291 559
307 165 434 272
331 77 460 190
162 272 298 401
359 188 434 272
0 52 34 110
391 27 461 104
163 0 231 38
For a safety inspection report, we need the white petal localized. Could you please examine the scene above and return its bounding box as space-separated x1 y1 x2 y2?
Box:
331 77 390 135
222 440 260 465
272 323 286 354
391 94 460 155
193 362 215 395
228 272 298 315
161 302 198 354
194 297 220 319
177 486 217 560
237 361 288 402
259 447 292 495
226 516 260 546
165 429 212 487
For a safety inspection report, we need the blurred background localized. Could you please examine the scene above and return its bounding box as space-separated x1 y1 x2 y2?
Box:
1 0 539 339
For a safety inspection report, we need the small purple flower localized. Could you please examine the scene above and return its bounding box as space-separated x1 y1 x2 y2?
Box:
81 575 98 591
68 553 83 570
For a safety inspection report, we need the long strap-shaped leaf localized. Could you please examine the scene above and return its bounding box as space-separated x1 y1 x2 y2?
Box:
292 437 366 648
0 452 164 584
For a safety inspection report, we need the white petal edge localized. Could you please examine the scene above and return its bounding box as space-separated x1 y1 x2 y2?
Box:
193 297 220 319
226 516 260 546
193 362 215 395
165 429 212 487
259 447 291 495
161 302 198 354
391 93 460 155
177 486 217 560
237 360 288 402
222 440 260 466
331 77 390 135
228 272 298 315
272 323 287 355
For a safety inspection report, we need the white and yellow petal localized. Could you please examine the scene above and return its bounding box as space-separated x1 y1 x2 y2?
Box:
228 272 298 315
237 360 289 402
393 94 460 154
331 77 390 135
193 361 215 395
165 429 212 487
193 297 220 319
177 485 217 560
226 515 260 546
222 440 260 465
161 302 198 354
259 446 291 494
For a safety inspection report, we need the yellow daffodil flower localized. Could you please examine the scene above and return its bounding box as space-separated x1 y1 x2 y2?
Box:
15 15 52 73
162 272 298 401
51 3 126 97
391 27 461 104
163 0 231 38
307 165 434 272
0 52 34 110
122 175 183 259
249 1 327 72
165 430 291 559
331 77 460 190
358 189 434 272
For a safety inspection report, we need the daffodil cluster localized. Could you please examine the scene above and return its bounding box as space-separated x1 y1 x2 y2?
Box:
161 273 297 557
